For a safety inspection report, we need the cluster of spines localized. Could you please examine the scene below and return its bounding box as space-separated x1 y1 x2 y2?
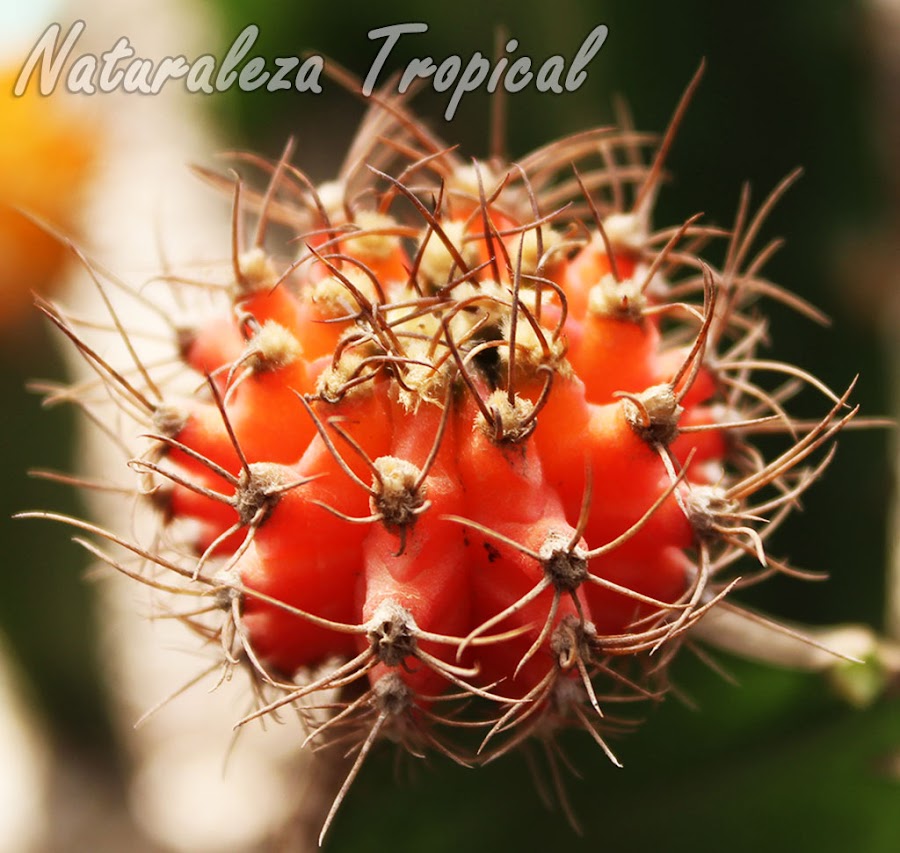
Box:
25 72 859 840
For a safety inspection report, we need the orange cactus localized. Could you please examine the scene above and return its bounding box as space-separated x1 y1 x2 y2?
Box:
26 72 861 843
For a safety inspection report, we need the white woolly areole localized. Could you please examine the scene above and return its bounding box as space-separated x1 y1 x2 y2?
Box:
342 211 402 261
419 220 479 286
247 321 302 370
236 247 278 293
602 212 645 252
587 273 647 320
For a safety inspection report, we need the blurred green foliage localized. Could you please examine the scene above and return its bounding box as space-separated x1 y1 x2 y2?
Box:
0 324 111 749
3 0 896 850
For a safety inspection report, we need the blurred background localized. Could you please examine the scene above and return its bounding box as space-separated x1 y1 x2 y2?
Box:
1 0 897 850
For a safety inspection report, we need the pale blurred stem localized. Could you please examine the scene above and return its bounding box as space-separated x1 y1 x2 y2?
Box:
692 608 900 675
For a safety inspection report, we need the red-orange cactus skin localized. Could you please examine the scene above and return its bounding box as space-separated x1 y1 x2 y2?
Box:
132 132 846 742
32 78 860 841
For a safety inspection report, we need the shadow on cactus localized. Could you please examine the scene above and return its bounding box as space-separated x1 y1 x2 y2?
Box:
21 64 885 845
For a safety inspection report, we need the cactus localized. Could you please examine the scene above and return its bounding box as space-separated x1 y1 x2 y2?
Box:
26 69 866 843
